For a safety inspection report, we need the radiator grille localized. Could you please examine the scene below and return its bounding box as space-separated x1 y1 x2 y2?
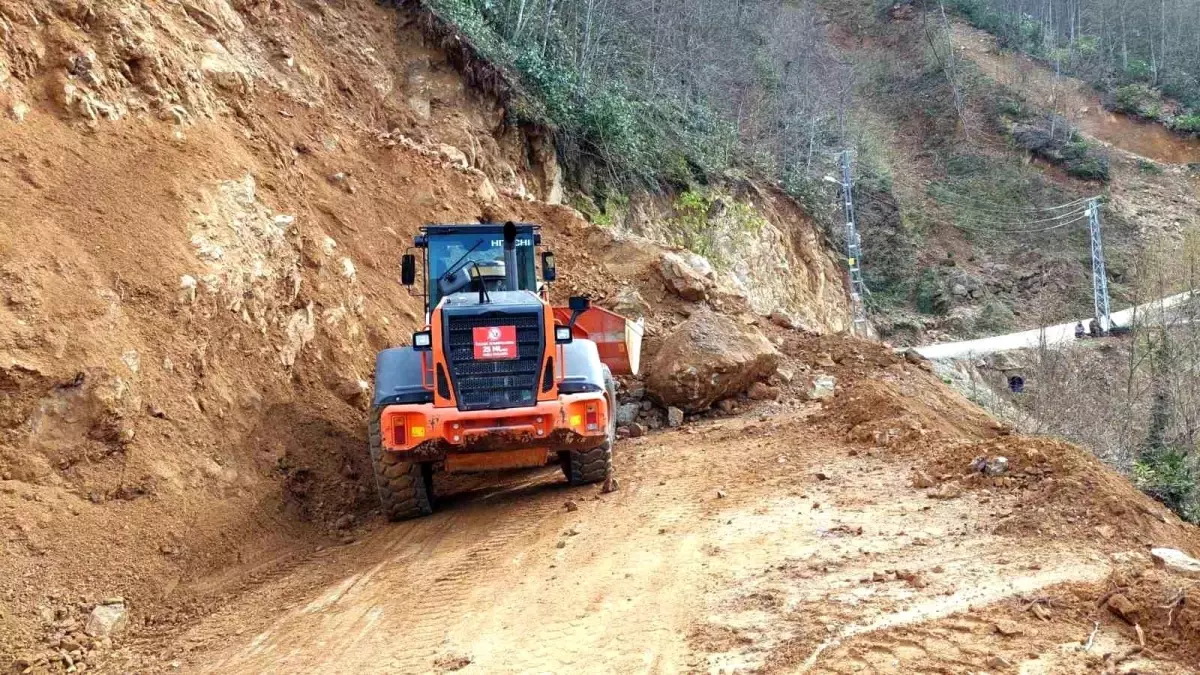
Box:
444 310 544 410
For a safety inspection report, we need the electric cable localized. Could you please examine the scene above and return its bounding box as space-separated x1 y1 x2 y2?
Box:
928 190 1097 214
949 212 1089 234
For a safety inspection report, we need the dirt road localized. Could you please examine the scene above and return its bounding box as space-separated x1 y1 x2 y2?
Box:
144 390 1189 674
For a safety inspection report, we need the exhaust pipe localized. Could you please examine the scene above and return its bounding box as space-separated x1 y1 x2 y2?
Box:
503 221 519 292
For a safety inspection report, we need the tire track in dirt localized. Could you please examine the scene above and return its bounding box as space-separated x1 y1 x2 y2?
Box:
194 471 572 673
162 406 1187 674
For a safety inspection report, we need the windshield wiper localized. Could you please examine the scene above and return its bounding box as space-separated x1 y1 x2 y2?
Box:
439 238 486 283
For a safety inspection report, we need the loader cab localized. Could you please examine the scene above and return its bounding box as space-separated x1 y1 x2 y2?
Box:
401 222 547 310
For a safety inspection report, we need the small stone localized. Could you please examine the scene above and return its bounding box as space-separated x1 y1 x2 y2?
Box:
814 472 830 481
987 655 1012 669
1150 548 1200 578
815 353 836 368
769 309 799 329
775 367 795 384
911 470 936 489
748 382 781 401
616 403 641 426
10 102 30 122
716 490 727 499
806 375 837 401
84 603 127 638
627 423 646 438
564 500 579 512
616 426 631 439
928 483 963 500
601 476 619 494
1106 594 1140 624
333 514 354 530
985 457 1009 476
334 378 369 404
993 619 1023 636
667 407 684 428
716 399 737 414
556 541 567 549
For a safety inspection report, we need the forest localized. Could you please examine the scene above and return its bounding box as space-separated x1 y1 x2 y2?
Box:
950 0 1200 129
419 0 851 193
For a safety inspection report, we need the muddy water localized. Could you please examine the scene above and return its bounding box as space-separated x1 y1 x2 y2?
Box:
1078 108 1200 164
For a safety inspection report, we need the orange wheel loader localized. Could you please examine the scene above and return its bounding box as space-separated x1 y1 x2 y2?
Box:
369 222 644 520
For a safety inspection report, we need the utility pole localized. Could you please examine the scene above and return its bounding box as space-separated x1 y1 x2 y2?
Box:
835 150 869 336
1087 197 1113 334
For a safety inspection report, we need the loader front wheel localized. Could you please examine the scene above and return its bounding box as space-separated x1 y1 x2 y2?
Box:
369 409 433 521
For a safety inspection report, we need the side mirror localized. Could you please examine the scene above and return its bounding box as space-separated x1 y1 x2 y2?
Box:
542 251 557 282
568 295 591 312
401 254 416 286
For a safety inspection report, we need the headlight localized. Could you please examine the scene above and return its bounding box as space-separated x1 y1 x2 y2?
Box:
555 326 573 344
413 331 432 350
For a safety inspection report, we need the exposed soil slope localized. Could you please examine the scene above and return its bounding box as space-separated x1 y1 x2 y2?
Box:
3 0 1199 673
0 0 848 668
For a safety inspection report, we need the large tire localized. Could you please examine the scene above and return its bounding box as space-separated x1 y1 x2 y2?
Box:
369 409 434 521
561 366 616 485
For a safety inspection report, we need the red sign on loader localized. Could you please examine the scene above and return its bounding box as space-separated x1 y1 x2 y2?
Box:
473 325 517 359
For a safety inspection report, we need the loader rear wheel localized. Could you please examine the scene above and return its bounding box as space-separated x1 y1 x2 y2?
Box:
561 366 616 486
369 409 433 521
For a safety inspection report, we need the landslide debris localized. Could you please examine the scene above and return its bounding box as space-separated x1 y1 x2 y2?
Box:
645 307 780 413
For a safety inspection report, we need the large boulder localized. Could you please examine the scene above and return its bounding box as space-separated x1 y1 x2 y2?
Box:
645 308 780 412
659 252 709 302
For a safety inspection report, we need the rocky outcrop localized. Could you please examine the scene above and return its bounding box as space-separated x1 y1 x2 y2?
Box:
645 308 780 412
659 252 709 301
615 190 851 334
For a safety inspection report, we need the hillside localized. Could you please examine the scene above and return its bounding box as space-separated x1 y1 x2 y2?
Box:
1 0 1199 673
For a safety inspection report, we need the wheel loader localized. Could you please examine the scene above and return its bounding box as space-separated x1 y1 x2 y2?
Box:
369 222 645 520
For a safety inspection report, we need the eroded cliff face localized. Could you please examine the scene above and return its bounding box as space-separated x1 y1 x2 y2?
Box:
0 0 582 656
617 188 851 334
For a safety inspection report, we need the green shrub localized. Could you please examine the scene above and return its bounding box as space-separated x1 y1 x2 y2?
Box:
1172 113 1200 134
1061 139 1110 181
1137 158 1164 174
915 268 948 315
975 299 1015 334
1113 83 1163 119
1135 446 1198 522
667 190 767 266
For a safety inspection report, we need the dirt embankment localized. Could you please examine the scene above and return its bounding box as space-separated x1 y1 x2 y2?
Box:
0 0 853 668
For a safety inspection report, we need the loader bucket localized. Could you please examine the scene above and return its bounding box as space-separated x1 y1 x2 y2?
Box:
553 306 645 376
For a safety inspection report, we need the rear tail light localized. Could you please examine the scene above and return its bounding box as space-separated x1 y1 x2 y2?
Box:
586 405 598 431
392 421 406 446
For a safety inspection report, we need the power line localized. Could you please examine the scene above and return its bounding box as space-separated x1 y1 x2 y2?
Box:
928 190 1097 214
949 209 1090 228
950 213 1089 234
